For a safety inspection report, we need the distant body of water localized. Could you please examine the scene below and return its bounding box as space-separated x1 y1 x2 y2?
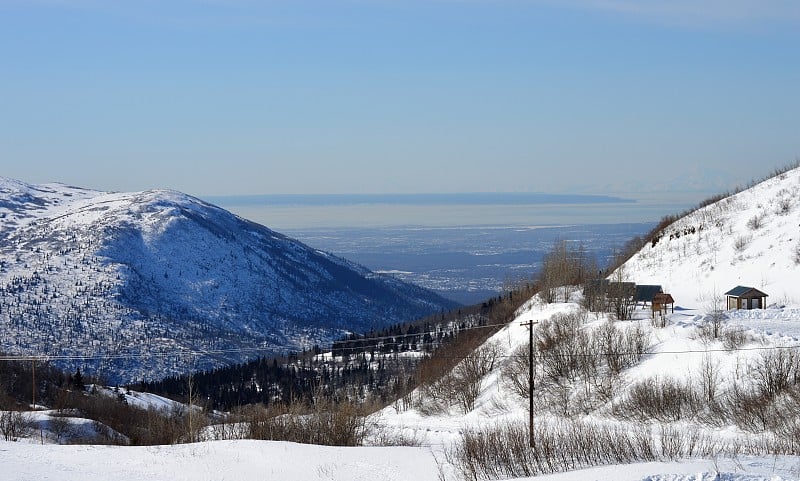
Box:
208 192 702 230
208 192 706 304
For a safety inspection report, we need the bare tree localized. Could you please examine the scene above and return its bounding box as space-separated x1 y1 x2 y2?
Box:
453 341 502 413
502 342 534 400
698 355 720 403
0 410 35 441
538 241 588 303
606 267 635 321
700 288 726 339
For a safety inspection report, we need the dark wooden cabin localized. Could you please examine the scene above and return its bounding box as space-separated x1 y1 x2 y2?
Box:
724 286 768 310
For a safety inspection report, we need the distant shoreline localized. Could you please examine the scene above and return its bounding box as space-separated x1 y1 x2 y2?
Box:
204 192 636 207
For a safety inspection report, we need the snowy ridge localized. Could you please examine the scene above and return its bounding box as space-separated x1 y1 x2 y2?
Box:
0 178 457 383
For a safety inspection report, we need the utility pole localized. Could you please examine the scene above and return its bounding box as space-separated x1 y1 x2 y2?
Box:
520 320 538 448
31 358 36 410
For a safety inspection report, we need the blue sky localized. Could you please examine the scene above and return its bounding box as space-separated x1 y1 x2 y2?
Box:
1 0 798 198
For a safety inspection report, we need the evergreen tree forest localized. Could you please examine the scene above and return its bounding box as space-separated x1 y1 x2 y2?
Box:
139 283 536 411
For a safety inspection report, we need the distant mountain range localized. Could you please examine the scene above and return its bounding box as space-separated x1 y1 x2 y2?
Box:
0 178 457 382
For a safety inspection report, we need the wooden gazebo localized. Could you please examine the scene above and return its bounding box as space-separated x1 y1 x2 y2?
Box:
652 292 675 317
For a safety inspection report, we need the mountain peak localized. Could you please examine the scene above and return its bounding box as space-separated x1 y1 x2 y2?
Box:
0 180 457 382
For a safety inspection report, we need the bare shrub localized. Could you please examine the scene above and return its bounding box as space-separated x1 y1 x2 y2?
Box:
56 388 190 445
512 317 650 417
450 419 728 480
613 377 701 422
91 420 128 445
538 241 589 304
595 322 650 375
753 349 799 399
771 398 800 453
417 341 502 415
242 397 369 446
370 424 426 446
502 342 532 400
48 415 74 443
414 315 510 414
417 375 457 415
733 235 752 253
700 310 727 339
726 385 779 432
793 240 800 266
581 272 607 313
540 381 573 417
658 424 684 460
721 325 749 350
205 415 246 441
0 410 35 441
776 197 792 215
453 342 502 413
746 213 765 230
536 313 586 382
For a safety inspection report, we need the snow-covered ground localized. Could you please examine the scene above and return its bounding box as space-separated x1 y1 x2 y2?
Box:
0 440 440 481
5 299 800 480
1 441 799 481
4 169 800 479
6 294 800 480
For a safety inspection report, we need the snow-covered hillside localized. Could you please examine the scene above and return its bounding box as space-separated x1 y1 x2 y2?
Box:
6 169 800 480
364 167 800 477
9 296 800 481
0 178 457 382
620 166 800 306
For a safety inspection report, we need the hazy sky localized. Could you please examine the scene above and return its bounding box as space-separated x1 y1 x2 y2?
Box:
1 0 798 197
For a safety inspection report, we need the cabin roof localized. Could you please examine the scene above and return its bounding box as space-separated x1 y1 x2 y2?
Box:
635 285 663 302
724 286 768 298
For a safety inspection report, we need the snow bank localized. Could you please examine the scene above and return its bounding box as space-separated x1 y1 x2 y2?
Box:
0 440 440 481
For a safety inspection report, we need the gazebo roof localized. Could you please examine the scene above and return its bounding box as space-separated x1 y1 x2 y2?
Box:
652 293 674 304
724 286 768 299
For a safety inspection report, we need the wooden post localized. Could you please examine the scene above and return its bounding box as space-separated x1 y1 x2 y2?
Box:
521 320 538 449
187 374 194 443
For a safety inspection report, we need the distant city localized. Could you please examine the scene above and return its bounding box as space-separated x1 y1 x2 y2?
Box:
210 193 693 304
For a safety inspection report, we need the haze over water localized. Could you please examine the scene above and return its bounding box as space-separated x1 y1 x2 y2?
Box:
211 192 702 230
208 192 705 304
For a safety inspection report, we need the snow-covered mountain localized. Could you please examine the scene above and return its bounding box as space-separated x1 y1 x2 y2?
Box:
0 178 457 382
620 165 800 306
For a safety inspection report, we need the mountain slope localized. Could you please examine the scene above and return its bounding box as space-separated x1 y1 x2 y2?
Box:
619 165 800 306
367 167 800 477
0 178 457 382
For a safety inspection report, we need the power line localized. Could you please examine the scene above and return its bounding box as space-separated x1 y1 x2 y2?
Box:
0 320 508 362
1 319 799 362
